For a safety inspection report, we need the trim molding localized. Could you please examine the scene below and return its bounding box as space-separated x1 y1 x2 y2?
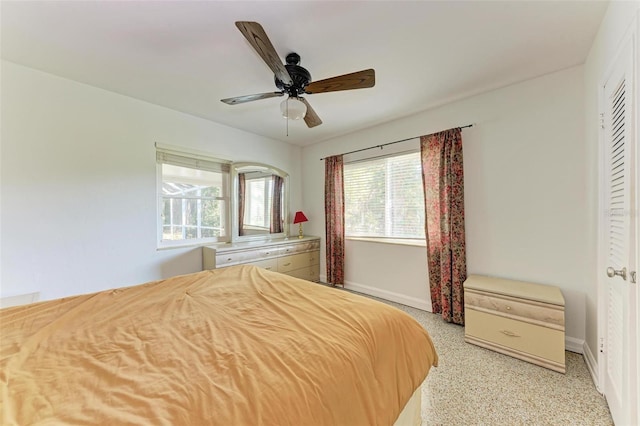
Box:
339 278 432 312
583 342 601 392
565 336 584 354
0 292 40 308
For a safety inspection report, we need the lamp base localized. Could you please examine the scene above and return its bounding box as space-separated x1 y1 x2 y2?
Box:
298 223 304 239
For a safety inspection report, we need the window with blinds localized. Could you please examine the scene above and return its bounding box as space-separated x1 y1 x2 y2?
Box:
344 151 425 239
157 147 231 247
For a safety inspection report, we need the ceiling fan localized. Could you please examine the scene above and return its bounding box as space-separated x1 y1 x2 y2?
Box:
221 21 376 128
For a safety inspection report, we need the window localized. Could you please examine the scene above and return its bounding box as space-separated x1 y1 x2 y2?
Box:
157 147 231 247
344 151 425 239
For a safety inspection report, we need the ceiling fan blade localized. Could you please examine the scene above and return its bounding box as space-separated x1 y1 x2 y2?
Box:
235 21 293 86
304 69 375 94
221 92 284 105
300 98 322 128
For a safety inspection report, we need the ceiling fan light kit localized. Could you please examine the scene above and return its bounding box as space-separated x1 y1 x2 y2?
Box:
222 21 376 129
280 97 307 120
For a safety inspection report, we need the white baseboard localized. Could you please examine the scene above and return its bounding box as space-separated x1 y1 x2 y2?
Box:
565 336 584 354
339 279 432 312
0 291 40 308
583 341 601 392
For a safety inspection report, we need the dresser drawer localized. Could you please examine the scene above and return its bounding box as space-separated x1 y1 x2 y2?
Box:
465 290 564 329
287 265 320 282
237 247 278 260
308 251 320 266
306 239 321 252
466 309 565 365
216 253 241 267
246 258 278 272
278 252 316 273
279 244 298 257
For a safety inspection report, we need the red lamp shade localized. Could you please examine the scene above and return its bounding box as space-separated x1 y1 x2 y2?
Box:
293 211 308 224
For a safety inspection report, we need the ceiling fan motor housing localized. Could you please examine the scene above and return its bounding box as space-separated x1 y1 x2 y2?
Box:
275 53 311 97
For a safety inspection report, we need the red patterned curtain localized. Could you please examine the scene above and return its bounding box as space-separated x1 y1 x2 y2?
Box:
420 128 467 325
324 155 345 285
270 175 283 233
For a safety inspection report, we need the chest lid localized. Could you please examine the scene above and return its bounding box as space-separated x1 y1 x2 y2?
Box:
464 275 565 306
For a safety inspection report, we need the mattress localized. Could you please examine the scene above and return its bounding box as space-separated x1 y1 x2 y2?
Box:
0 265 437 425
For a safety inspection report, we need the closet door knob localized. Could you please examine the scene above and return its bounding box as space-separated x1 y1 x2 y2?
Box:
606 267 627 280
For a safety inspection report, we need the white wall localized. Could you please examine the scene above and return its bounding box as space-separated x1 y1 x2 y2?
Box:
0 60 302 301
583 1 640 367
302 66 588 344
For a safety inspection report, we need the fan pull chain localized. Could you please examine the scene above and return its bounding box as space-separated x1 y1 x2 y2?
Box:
286 99 289 137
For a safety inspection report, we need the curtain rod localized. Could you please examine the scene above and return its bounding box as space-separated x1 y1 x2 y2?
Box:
319 124 473 160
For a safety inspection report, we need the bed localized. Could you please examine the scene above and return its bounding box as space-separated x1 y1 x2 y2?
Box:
0 265 438 425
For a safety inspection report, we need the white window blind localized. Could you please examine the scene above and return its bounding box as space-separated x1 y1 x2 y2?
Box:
344 151 425 239
156 151 230 173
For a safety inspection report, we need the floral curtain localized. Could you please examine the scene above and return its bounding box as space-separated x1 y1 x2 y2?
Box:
238 173 246 236
420 128 467 325
270 175 283 233
324 155 345 286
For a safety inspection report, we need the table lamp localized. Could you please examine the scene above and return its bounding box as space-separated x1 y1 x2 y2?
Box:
293 211 308 239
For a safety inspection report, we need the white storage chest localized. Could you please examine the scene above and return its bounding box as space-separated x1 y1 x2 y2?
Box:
464 275 566 373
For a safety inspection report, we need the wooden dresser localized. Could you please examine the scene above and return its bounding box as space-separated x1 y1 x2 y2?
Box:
464 275 566 373
203 236 320 282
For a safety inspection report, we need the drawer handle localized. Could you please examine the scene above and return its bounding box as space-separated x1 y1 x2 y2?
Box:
265 252 270 255
265 267 272 270
505 306 512 311
500 330 520 338
227 258 232 261
283 262 291 266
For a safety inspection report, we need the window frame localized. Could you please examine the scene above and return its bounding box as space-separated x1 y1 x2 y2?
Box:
156 145 232 249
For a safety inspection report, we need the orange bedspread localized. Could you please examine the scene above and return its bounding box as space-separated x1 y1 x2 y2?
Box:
1 265 437 425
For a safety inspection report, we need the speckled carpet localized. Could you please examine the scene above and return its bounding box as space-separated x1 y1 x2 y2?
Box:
380 300 613 425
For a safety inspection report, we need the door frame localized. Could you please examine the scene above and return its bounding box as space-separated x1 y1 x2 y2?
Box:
597 13 639 426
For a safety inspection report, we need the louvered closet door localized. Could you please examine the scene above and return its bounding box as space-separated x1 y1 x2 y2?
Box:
601 34 637 426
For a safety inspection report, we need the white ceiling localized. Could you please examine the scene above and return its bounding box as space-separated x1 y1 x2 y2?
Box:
1 1 607 146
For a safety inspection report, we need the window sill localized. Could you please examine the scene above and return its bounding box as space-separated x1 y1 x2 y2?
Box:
157 241 229 251
346 237 426 247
